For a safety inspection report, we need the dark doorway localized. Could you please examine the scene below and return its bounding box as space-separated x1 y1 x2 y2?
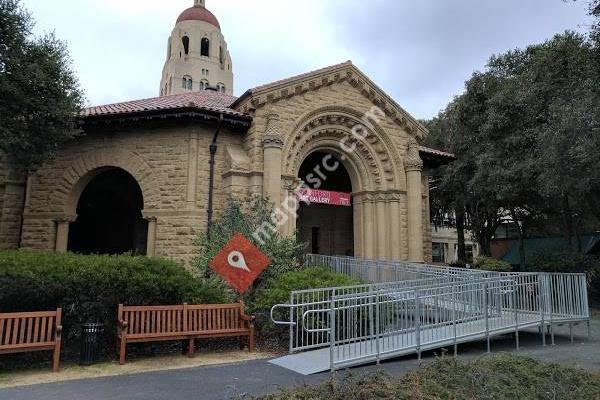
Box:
297 152 354 256
68 169 147 255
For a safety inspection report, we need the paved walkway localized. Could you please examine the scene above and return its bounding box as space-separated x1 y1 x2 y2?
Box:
1 318 598 400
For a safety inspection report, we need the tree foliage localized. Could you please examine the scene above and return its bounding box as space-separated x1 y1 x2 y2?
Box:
194 197 306 300
0 0 84 171
426 26 599 266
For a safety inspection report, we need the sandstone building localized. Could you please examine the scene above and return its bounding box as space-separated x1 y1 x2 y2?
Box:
0 1 453 265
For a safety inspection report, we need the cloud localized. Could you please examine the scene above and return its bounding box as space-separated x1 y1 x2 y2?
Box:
22 0 591 118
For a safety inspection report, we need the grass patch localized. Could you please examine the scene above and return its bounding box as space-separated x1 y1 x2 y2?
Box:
254 354 600 400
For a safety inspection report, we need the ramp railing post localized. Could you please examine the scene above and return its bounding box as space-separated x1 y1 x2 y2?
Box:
513 279 519 350
540 274 546 347
452 284 458 357
289 292 294 354
415 288 421 361
484 282 490 353
329 296 335 372
375 293 381 364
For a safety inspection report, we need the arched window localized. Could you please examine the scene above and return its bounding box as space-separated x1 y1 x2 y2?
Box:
201 38 210 57
200 79 209 90
182 76 193 90
182 36 190 55
217 83 225 93
219 46 224 64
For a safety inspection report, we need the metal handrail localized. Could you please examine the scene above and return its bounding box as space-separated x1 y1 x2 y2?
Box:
270 304 297 326
271 254 590 359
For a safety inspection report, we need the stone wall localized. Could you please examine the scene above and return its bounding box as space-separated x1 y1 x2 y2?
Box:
20 121 244 266
236 73 429 261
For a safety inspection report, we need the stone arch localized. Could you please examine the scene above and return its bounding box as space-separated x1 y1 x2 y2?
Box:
291 131 376 192
283 106 405 191
52 148 160 216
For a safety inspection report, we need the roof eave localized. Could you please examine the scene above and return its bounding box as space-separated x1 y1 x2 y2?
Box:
82 106 252 128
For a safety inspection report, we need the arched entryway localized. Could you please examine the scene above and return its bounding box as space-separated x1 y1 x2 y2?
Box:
297 151 354 256
68 168 148 255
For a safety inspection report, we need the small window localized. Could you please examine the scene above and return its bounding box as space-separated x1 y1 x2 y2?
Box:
182 76 193 90
219 46 224 64
217 83 225 93
182 36 190 55
200 79 209 90
432 243 445 263
201 38 210 57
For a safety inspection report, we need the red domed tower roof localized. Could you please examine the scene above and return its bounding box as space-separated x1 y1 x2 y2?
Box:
177 5 220 29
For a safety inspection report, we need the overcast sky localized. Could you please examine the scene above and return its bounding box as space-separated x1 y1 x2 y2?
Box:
22 0 592 119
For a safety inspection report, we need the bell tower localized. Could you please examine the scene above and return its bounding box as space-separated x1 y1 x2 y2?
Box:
160 0 234 96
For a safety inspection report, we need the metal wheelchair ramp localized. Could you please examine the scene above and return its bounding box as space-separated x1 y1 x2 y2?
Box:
270 255 591 374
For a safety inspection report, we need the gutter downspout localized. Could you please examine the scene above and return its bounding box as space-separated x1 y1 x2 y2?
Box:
207 114 224 239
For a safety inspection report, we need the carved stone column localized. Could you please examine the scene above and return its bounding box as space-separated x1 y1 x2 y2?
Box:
353 194 364 257
388 192 402 260
405 140 424 262
282 177 302 237
145 216 158 257
54 214 77 252
262 114 284 205
375 194 387 260
362 193 375 259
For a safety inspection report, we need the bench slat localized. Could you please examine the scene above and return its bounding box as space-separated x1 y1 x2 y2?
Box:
40 317 47 342
32 317 40 343
4 320 11 345
0 319 5 345
0 341 56 350
46 316 53 343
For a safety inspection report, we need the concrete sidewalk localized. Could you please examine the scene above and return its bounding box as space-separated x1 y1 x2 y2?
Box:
0 319 597 400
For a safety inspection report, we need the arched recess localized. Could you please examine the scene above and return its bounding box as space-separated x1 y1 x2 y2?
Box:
283 108 408 260
68 168 147 255
50 148 161 255
53 148 160 216
283 106 406 192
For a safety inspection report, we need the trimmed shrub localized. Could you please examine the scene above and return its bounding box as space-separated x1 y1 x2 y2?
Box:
248 266 362 344
194 198 306 298
473 256 512 272
250 266 362 313
0 250 230 358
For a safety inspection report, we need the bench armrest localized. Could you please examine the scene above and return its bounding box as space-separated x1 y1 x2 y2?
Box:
240 314 255 323
118 319 129 329
55 325 63 335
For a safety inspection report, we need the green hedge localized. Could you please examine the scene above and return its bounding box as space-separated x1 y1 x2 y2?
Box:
0 251 230 357
248 266 362 344
473 256 512 272
250 266 362 313
527 252 600 303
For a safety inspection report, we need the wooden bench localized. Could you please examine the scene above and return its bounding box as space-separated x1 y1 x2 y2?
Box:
0 309 63 372
117 303 255 365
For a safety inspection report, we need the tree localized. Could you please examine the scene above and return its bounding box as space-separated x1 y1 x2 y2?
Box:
0 0 84 172
427 30 599 266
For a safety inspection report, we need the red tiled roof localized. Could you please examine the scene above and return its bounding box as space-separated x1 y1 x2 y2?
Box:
83 91 249 120
177 6 220 29
419 146 456 159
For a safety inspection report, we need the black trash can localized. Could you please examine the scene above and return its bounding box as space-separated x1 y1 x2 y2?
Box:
80 323 105 366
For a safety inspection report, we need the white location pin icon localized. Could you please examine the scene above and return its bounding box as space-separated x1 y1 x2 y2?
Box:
227 251 250 272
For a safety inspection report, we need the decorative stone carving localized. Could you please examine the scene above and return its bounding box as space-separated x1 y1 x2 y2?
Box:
263 114 284 149
404 139 424 172
283 110 402 190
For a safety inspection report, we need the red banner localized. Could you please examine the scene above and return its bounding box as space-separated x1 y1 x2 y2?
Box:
297 189 352 207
